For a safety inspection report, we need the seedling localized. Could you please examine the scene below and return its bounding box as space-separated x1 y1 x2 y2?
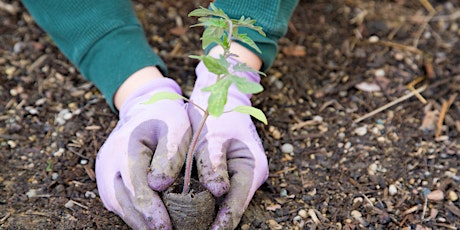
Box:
145 3 267 195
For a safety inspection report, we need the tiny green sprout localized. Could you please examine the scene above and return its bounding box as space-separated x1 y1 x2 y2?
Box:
145 3 267 194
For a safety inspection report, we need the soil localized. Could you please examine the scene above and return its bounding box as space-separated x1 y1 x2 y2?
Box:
1 0 459 229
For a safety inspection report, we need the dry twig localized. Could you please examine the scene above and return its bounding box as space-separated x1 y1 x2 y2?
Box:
412 12 435 48
354 84 428 123
418 0 436 15
435 93 458 138
407 76 427 104
377 40 423 55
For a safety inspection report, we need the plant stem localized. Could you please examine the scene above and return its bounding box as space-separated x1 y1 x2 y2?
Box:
182 110 210 194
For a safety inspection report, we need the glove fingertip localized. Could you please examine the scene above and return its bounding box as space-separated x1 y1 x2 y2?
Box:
148 172 175 192
203 179 230 197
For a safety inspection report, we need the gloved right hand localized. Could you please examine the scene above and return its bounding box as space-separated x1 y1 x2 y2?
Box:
96 78 191 229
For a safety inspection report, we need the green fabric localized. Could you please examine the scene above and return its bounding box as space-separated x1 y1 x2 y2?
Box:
21 0 167 110
211 0 299 71
21 0 298 110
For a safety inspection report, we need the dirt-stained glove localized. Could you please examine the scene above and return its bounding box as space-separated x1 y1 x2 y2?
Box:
188 58 269 229
96 78 191 229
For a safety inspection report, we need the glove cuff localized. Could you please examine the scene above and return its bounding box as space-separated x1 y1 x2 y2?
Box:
119 78 182 118
194 57 260 100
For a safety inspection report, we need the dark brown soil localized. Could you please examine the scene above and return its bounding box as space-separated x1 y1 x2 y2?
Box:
1 0 459 229
163 178 215 230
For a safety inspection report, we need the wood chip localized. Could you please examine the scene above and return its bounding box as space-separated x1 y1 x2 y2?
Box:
403 205 420 215
282 45 306 57
435 93 457 138
266 204 281 211
85 125 101 130
84 164 96 181
445 201 460 217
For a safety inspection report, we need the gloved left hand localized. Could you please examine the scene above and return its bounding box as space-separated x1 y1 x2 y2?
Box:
96 78 191 229
188 58 269 229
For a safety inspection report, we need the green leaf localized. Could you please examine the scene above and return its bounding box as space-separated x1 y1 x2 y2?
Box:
143 92 185 104
217 54 230 69
189 55 204 60
233 62 267 76
221 33 230 51
201 55 229 76
234 33 262 53
190 17 228 30
45 160 53 172
202 78 232 117
188 4 228 19
208 3 228 19
202 26 225 50
229 75 263 94
232 105 267 125
188 7 213 17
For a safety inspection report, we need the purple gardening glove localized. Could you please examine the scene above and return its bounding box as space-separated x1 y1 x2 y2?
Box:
189 58 269 229
96 78 191 229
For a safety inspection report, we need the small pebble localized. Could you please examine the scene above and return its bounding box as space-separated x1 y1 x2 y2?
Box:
389 184 398 196
51 173 59 180
7 140 17 148
53 148 65 157
85 191 96 199
447 190 458 201
374 69 385 77
354 126 367 136
80 159 88 165
394 52 404 61
368 35 379 43
240 224 250 230
298 209 308 219
353 197 363 206
368 162 378 175
64 200 74 209
280 188 288 197
267 219 282 229
351 210 362 218
313 115 323 122
427 189 444 201
337 132 345 139
269 126 281 140
351 210 368 226
281 143 294 153
26 189 37 198
293 215 302 222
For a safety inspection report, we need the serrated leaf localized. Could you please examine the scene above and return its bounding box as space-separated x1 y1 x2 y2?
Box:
217 54 230 69
208 3 228 19
188 7 213 17
234 33 262 53
229 75 263 94
189 55 204 60
202 55 229 76
233 62 266 76
143 92 185 104
202 78 231 117
202 26 225 50
222 33 230 51
195 17 227 29
232 105 267 124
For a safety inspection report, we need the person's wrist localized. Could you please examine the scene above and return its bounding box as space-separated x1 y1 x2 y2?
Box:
114 66 165 110
208 42 262 71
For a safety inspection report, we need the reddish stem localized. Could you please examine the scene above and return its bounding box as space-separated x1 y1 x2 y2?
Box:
182 110 209 194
